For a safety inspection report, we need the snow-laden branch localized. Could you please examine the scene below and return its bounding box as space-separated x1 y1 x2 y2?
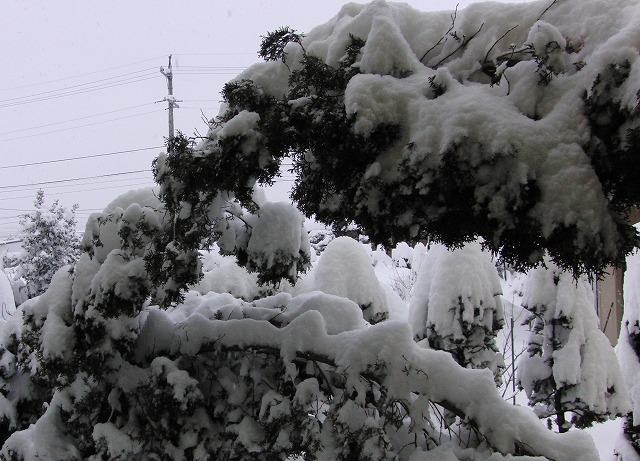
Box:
137 304 598 460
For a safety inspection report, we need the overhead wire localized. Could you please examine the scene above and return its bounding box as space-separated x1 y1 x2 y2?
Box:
0 174 293 197
173 66 246 71
0 55 168 92
0 68 157 104
172 53 255 56
1 64 252 109
0 103 159 136
0 110 165 142
0 146 163 169
173 71 246 75
0 176 152 195
0 180 154 236
0 170 150 191
0 74 159 109
0 207 38 212
0 181 154 201
0 54 254 93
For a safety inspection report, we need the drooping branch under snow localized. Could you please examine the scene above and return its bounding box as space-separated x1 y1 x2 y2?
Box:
136 303 598 460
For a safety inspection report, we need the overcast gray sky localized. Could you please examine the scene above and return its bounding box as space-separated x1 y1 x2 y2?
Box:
0 0 522 240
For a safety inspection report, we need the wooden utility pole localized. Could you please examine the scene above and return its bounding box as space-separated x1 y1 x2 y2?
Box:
160 55 180 141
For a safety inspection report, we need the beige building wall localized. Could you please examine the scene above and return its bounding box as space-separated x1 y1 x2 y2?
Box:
595 266 624 345
595 209 640 345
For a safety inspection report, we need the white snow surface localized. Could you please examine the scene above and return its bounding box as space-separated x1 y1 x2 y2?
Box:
191 249 260 301
81 187 164 264
217 110 263 157
246 201 310 279
2 223 623 460
2 392 81 460
7 0 640 455
409 242 503 342
304 236 389 323
282 291 367 334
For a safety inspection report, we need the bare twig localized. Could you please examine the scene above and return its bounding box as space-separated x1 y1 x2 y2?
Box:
504 72 511 95
434 23 485 68
537 0 559 21
483 25 519 64
420 4 459 63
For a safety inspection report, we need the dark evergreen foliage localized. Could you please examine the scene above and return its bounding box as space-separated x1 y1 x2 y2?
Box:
156 28 640 281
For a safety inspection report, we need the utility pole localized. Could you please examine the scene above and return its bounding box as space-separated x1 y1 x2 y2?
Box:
160 55 180 141
160 55 182 240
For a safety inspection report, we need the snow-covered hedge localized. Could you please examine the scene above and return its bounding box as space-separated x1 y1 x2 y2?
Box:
0 187 600 460
0 260 598 460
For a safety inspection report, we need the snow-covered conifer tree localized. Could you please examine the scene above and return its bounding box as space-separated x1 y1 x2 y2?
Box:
518 262 629 432
172 0 640 279
409 242 505 384
14 190 80 300
2 0 640 459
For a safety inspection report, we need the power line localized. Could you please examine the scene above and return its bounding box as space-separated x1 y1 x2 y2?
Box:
0 170 149 191
0 206 107 213
0 146 163 170
0 175 151 195
0 102 157 136
0 172 154 192
172 71 246 75
0 56 168 92
0 177 293 201
0 181 154 201
0 210 119 220
0 207 35 212
172 53 255 56
0 74 159 109
0 68 156 105
0 178 152 196
173 66 247 70
1 64 251 108
0 110 165 143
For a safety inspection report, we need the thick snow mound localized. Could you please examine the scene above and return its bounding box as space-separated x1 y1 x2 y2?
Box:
409 242 503 341
131 291 598 461
81 187 164 264
281 291 367 334
618 250 640 428
245 201 311 283
308 236 389 323
191 251 260 301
